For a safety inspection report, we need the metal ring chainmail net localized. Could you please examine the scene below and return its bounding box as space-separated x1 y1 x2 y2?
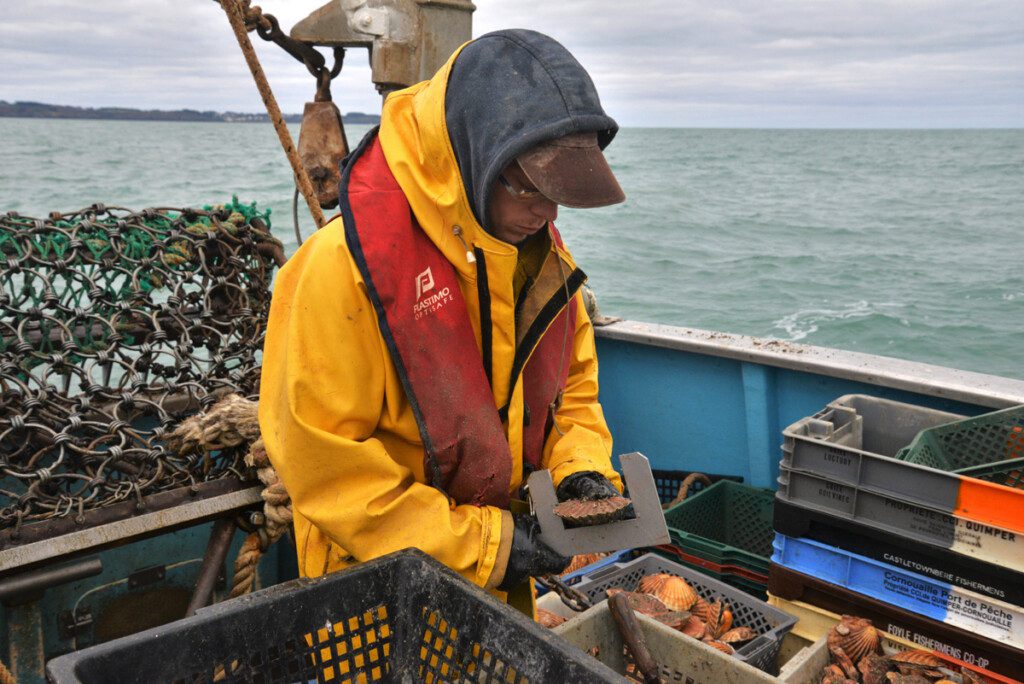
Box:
0 200 281 535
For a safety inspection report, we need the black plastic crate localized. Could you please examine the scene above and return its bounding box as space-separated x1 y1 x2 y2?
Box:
46 549 618 684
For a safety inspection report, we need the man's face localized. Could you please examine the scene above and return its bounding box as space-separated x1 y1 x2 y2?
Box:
486 161 559 245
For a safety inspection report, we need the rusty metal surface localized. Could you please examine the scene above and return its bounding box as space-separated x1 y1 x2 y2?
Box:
298 100 350 208
0 486 262 576
184 517 235 616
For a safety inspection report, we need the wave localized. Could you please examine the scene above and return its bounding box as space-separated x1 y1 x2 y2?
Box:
772 301 906 341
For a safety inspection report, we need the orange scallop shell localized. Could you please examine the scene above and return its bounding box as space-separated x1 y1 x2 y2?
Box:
690 597 712 623
888 649 945 668
703 599 733 638
553 496 631 525
719 626 758 644
637 573 698 612
680 616 706 639
828 615 880 663
561 553 608 576
537 608 567 628
701 639 734 655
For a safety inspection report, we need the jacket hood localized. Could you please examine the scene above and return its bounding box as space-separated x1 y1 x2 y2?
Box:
377 29 617 264
446 30 619 230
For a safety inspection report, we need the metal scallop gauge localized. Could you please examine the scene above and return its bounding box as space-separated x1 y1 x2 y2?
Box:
527 452 671 556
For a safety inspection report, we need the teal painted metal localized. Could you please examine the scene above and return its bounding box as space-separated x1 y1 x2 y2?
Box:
1 522 295 684
741 363 778 489
594 336 993 488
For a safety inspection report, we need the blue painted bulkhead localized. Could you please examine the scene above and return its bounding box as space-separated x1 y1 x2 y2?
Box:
595 335 991 488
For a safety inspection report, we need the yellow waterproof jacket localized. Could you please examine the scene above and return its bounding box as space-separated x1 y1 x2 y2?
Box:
259 45 621 593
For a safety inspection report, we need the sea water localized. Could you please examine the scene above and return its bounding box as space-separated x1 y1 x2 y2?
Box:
1 118 1021 379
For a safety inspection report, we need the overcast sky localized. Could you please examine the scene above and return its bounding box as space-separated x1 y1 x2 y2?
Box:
2 1 1022 128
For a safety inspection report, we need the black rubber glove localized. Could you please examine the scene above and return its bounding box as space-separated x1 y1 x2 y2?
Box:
556 471 622 501
556 471 636 521
497 513 572 591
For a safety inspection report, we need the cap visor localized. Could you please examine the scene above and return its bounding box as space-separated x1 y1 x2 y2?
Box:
518 143 625 209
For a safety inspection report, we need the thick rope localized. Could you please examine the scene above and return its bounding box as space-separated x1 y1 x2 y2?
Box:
167 395 293 599
218 0 325 229
664 472 713 510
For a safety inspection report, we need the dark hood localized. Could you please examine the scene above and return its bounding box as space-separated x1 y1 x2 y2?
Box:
444 29 619 231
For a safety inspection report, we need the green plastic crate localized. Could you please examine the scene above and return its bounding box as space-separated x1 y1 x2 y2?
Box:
895 404 1024 490
662 480 775 576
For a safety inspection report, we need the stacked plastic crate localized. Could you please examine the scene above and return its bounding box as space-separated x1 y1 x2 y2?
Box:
658 478 776 598
767 395 1024 683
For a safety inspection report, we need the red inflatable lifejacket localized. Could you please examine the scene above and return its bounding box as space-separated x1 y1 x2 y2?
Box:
340 133 582 508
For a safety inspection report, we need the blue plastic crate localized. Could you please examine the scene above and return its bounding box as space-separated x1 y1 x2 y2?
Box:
771 533 1024 650
535 550 631 596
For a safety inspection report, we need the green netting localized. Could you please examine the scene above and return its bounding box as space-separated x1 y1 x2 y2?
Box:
894 405 1024 490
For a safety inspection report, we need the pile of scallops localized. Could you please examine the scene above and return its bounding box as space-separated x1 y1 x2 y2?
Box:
821 616 985 684
538 570 758 656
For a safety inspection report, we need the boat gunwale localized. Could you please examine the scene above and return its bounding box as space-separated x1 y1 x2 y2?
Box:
596 320 1024 409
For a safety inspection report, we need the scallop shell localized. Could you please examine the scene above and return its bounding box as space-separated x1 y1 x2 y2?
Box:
637 573 698 612
690 597 712 623
561 553 608 576
537 608 566 628
888 650 944 669
604 589 669 617
679 615 706 639
719 626 757 644
703 600 732 638
701 639 734 655
828 615 880 663
857 653 891 684
553 496 632 525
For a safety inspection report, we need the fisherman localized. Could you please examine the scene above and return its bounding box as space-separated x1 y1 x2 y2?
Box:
259 29 628 603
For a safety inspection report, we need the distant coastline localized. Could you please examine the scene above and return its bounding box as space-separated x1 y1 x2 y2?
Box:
0 101 380 124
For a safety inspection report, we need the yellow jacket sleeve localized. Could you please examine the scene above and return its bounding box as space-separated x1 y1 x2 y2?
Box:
541 290 623 492
259 221 511 589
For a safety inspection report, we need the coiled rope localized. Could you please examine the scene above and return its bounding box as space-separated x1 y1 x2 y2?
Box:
167 394 292 599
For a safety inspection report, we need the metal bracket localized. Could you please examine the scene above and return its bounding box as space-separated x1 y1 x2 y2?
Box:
58 606 93 640
527 453 670 556
127 565 166 590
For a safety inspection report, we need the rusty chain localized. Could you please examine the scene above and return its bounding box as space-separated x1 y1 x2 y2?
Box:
0 202 283 535
231 0 345 102
536 573 594 613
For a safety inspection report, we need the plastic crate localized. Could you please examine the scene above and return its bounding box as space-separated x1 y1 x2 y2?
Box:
551 601 778 683
776 468 1024 572
895 404 1024 487
769 562 1024 681
651 469 742 506
663 480 774 575
46 549 619 684
572 552 796 674
651 545 768 599
535 550 631 597
773 496 1024 607
772 533 1024 649
781 394 1024 536
776 624 1018 684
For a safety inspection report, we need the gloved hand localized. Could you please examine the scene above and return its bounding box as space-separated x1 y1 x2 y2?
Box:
556 470 622 501
497 513 572 591
556 471 635 521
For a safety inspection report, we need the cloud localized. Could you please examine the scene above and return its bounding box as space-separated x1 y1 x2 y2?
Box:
1 0 1021 126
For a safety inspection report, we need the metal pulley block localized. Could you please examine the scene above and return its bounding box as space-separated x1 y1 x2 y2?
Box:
297 99 349 209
